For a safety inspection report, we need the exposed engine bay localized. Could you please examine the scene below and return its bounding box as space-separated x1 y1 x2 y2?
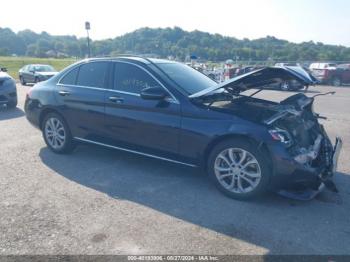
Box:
195 91 338 179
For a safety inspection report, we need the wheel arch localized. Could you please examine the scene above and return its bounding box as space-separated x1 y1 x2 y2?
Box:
202 133 273 171
39 107 66 130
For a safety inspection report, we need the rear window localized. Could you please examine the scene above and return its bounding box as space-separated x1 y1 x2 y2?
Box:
60 67 79 85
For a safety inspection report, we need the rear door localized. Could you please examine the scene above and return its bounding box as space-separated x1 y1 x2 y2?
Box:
56 61 111 139
104 61 181 158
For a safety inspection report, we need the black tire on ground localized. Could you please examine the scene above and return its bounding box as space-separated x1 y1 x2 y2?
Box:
35 77 39 83
207 138 271 200
19 76 26 86
7 99 17 109
332 77 342 87
42 112 76 154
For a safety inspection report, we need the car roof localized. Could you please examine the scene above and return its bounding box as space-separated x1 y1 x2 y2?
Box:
84 56 177 65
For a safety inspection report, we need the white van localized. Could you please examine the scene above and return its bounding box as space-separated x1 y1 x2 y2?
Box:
309 62 337 70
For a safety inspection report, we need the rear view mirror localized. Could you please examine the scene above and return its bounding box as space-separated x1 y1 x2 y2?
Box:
0 67 7 72
140 86 167 100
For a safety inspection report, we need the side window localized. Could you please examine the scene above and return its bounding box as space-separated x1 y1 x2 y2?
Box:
60 67 79 85
76 62 109 88
114 63 160 94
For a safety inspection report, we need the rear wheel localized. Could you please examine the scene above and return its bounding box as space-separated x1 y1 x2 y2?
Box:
35 77 40 83
207 138 271 200
42 112 75 154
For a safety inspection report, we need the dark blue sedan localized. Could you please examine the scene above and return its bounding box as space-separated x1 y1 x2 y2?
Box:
24 57 342 200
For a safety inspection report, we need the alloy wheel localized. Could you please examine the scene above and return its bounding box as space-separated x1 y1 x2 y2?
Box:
214 148 262 193
44 117 66 150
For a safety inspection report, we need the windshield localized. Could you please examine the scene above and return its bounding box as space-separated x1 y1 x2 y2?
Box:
33 65 55 72
157 62 216 95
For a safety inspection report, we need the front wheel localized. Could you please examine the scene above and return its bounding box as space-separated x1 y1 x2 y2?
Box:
42 113 75 154
207 139 271 200
19 76 26 86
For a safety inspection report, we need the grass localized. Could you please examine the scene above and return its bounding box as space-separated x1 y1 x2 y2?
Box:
0 56 78 79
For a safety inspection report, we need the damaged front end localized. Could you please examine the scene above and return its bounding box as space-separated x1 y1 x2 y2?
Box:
263 93 342 200
190 66 342 200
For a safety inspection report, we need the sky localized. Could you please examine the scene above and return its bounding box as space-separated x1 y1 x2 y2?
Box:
1 0 350 46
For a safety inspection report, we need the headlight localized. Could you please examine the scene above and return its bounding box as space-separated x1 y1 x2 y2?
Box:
269 128 293 146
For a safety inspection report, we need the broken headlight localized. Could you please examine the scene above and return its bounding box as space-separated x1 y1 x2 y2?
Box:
269 128 293 146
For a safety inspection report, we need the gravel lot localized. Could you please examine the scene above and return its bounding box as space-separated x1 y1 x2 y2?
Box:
0 84 350 255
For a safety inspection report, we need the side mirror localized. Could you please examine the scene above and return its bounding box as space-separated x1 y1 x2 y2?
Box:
30 70 35 74
0 67 7 72
140 86 167 100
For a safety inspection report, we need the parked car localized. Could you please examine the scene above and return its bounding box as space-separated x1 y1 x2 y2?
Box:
327 64 350 86
309 62 339 85
25 57 342 200
269 66 316 91
19 64 58 85
0 67 17 108
234 66 260 76
309 62 337 71
275 62 301 67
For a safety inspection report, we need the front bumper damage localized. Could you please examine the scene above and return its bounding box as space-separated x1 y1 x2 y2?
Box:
278 136 343 201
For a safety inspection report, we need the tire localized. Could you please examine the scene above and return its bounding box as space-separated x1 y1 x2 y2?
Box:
42 112 76 154
207 138 271 200
19 76 26 86
35 77 40 83
332 77 342 87
7 99 17 109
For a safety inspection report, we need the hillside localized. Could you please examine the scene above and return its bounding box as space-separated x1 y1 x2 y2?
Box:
1 26 350 61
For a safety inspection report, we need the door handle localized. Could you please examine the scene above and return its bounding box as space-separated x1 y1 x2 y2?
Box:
109 96 124 103
58 90 70 96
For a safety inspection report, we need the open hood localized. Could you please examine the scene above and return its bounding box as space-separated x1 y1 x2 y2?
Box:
189 66 317 98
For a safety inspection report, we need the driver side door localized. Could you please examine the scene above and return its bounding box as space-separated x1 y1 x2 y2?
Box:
104 62 181 159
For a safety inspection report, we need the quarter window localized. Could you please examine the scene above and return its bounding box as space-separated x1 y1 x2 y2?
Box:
76 62 109 88
60 67 79 85
114 63 159 94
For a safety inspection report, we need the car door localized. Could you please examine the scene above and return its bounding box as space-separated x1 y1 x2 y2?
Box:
104 61 181 159
55 61 111 140
24 65 35 83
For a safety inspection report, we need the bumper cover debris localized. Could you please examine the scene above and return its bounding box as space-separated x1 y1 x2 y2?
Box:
278 136 342 200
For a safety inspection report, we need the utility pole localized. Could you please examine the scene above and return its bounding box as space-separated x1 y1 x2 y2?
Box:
85 22 91 58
